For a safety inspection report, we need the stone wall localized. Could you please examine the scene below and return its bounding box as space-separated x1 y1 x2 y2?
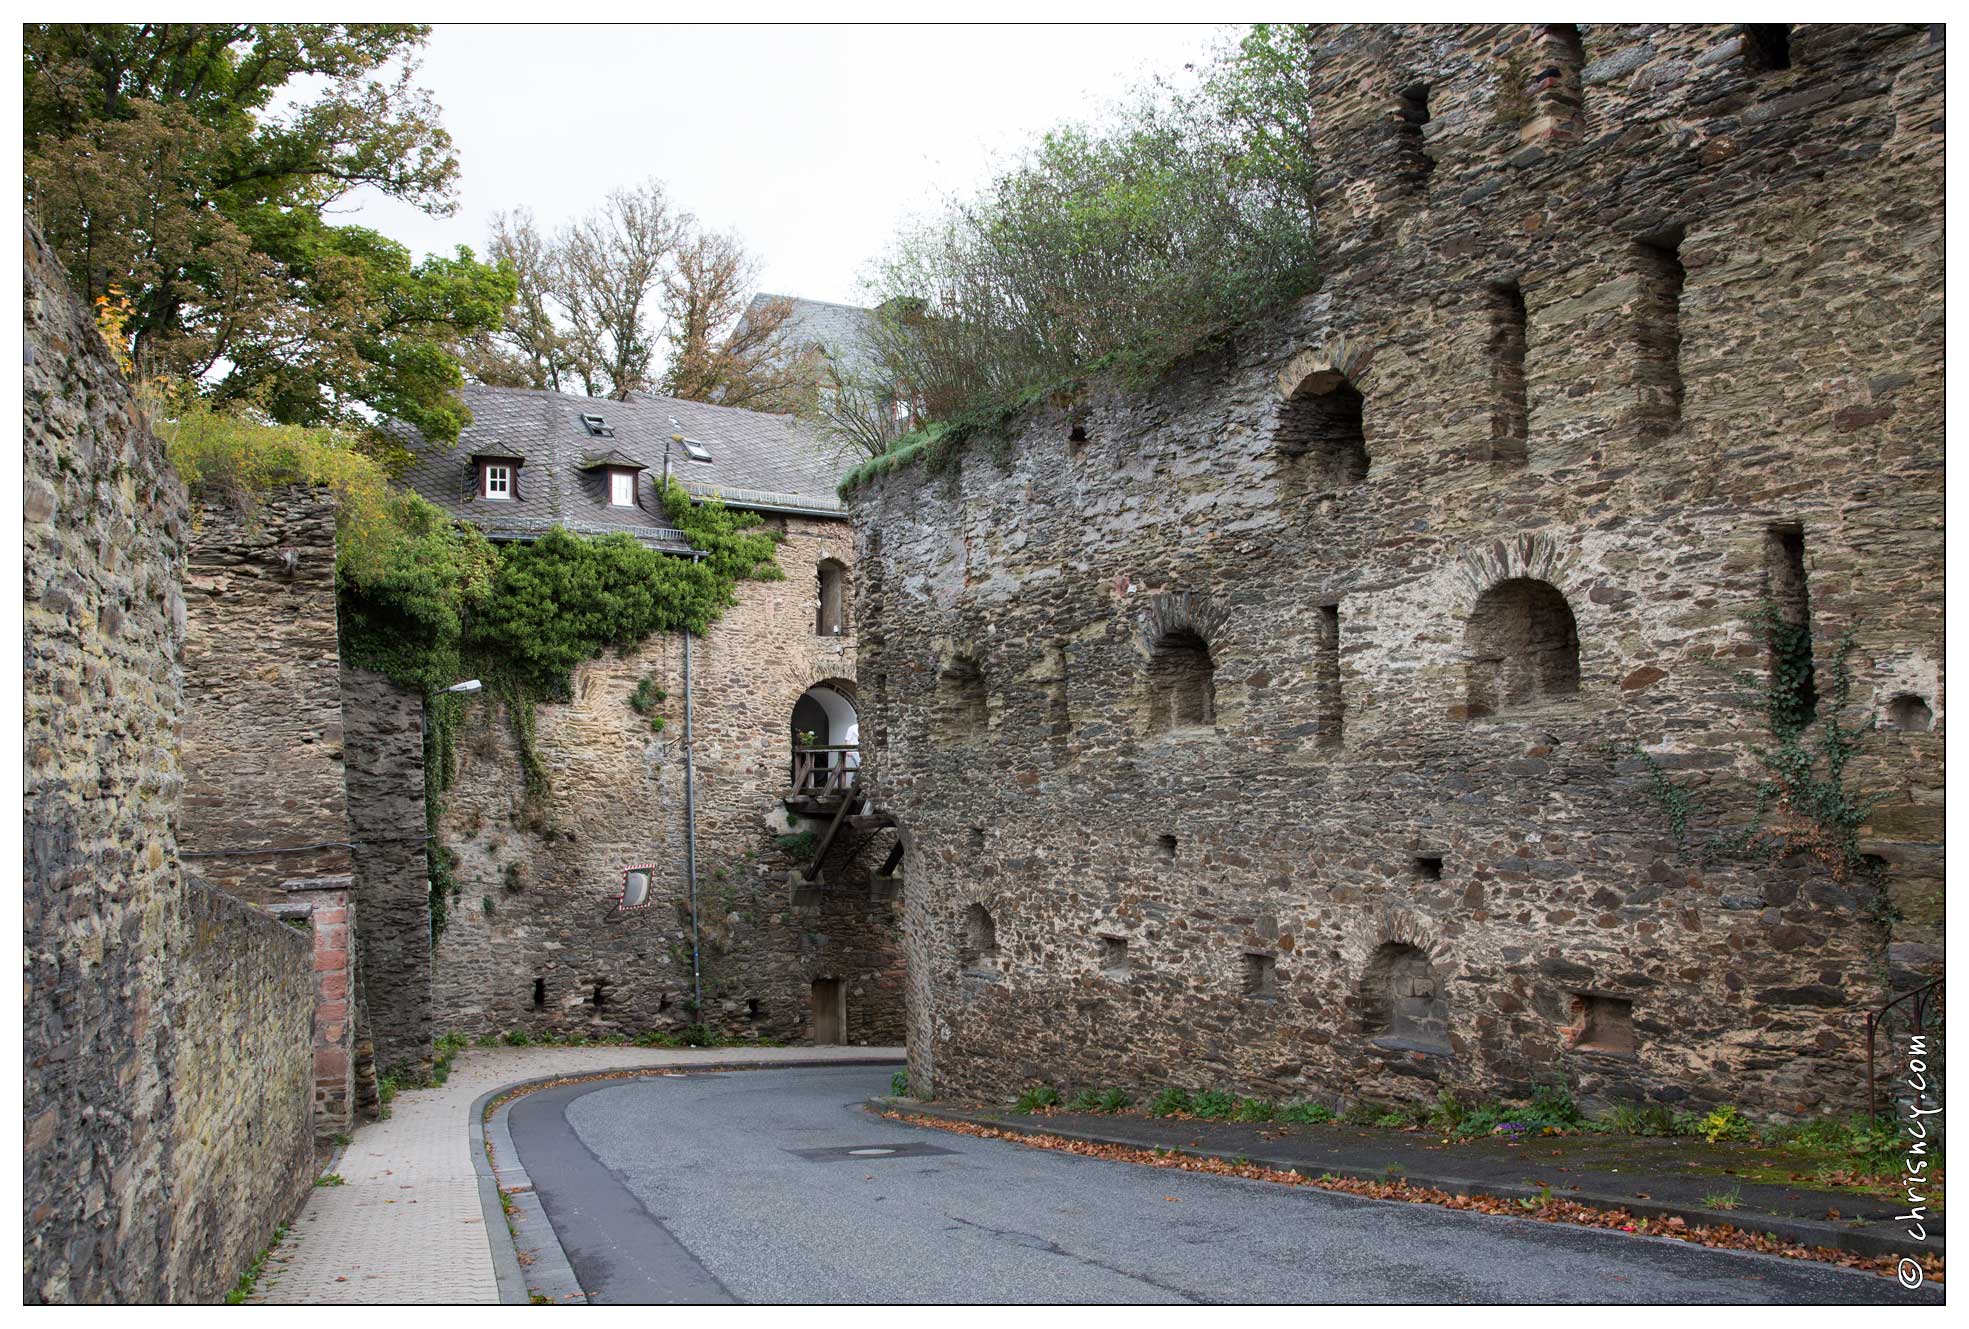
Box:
430 514 905 1045
179 488 353 904
22 218 317 1302
853 24 1943 1117
166 879 316 1298
24 216 189 1304
340 668 433 1076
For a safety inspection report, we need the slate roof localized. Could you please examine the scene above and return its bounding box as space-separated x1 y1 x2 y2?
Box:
394 385 855 554
744 294 883 380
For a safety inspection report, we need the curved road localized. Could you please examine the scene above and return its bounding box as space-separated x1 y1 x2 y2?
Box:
505 1064 1931 1305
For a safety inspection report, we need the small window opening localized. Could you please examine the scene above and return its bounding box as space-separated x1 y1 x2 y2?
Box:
1527 25 1586 140
1100 936 1130 977
1886 694 1932 733
1068 422 1088 445
1147 630 1216 732
580 412 614 437
1315 603 1343 749
1464 578 1581 718
1413 854 1444 882
1566 993 1636 1055
1277 371 1369 491
816 559 849 636
961 903 998 970
1763 525 1816 729
1156 834 1178 861
1242 953 1279 1001
609 470 636 507
1743 25 1791 72
1362 942 1450 1054
1633 231 1686 437
483 463 513 501
1487 281 1529 462
1394 82 1434 185
590 981 608 1008
532 977 546 1009
936 656 988 740
745 998 762 1020
677 436 714 463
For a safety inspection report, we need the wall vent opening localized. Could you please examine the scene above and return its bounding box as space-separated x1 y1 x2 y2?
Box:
961 903 998 970
1464 578 1581 717
1156 834 1178 861
1763 524 1817 728
532 977 546 1009
1363 942 1450 1053
1487 281 1530 462
1567 992 1636 1055
1315 603 1344 749
745 998 762 1020
1394 82 1435 185
1743 24 1792 72
1633 231 1687 437
1886 694 1933 733
1147 630 1216 732
1242 953 1279 1001
1277 372 1370 491
1099 936 1130 977
1413 854 1445 882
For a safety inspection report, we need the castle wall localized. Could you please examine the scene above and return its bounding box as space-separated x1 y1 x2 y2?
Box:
853 23 1943 1116
430 513 905 1045
23 220 316 1302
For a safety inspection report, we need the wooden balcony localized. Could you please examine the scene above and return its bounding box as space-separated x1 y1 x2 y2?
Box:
786 744 860 816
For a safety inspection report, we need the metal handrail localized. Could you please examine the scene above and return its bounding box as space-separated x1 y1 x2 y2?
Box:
1866 976 1943 1118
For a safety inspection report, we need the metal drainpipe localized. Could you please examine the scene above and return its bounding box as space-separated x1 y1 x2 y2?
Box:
684 552 704 1023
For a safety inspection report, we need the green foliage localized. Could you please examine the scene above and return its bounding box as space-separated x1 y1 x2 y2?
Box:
831 26 1321 479
1701 1186 1743 1211
314 1173 346 1188
1189 1089 1237 1120
224 1222 289 1304
25 23 511 442
890 1070 910 1097
1694 1105 1752 1144
1065 1087 1134 1114
1275 1101 1335 1125
1014 1084 1063 1113
1231 1096 1277 1123
1530 1078 1582 1127
1148 1087 1193 1118
629 675 670 731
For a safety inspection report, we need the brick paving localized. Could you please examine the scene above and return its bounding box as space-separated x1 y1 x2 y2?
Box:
253 1045 902 1304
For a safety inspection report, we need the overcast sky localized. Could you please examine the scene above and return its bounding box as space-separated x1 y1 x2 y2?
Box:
336 24 1224 306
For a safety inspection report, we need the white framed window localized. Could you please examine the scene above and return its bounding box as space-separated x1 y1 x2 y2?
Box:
609 470 636 506
483 464 512 500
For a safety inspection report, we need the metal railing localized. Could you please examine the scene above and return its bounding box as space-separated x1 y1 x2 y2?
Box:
1866 976 1943 1118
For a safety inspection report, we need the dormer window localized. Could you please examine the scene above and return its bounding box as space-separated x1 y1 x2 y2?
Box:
609 470 636 507
483 463 512 500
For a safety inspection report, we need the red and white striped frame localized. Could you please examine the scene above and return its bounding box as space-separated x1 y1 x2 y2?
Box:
618 863 656 911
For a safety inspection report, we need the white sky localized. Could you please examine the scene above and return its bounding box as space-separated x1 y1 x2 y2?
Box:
335 24 1226 306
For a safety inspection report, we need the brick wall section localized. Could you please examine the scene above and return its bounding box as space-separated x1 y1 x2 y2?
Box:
340 668 434 1076
430 514 904 1045
853 24 1943 1117
23 218 189 1303
179 488 353 903
22 218 317 1302
166 879 315 1296
271 878 360 1136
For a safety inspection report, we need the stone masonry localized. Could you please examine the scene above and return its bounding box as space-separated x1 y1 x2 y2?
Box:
852 24 1944 1116
23 219 317 1302
430 513 906 1045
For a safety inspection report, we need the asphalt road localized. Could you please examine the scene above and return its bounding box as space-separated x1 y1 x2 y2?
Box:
507 1064 1935 1305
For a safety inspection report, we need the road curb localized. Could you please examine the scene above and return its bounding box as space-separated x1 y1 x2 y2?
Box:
872 1099 1941 1264
470 1057 906 1304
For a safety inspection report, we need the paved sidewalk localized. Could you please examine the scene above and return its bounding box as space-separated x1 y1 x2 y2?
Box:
254 1045 902 1304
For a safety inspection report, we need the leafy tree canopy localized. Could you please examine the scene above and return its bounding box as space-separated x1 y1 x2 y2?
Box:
25 22 513 442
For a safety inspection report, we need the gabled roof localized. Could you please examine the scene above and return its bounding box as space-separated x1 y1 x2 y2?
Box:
744 293 883 380
393 385 856 554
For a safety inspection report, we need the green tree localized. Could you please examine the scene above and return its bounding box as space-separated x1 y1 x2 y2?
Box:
24 23 511 442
